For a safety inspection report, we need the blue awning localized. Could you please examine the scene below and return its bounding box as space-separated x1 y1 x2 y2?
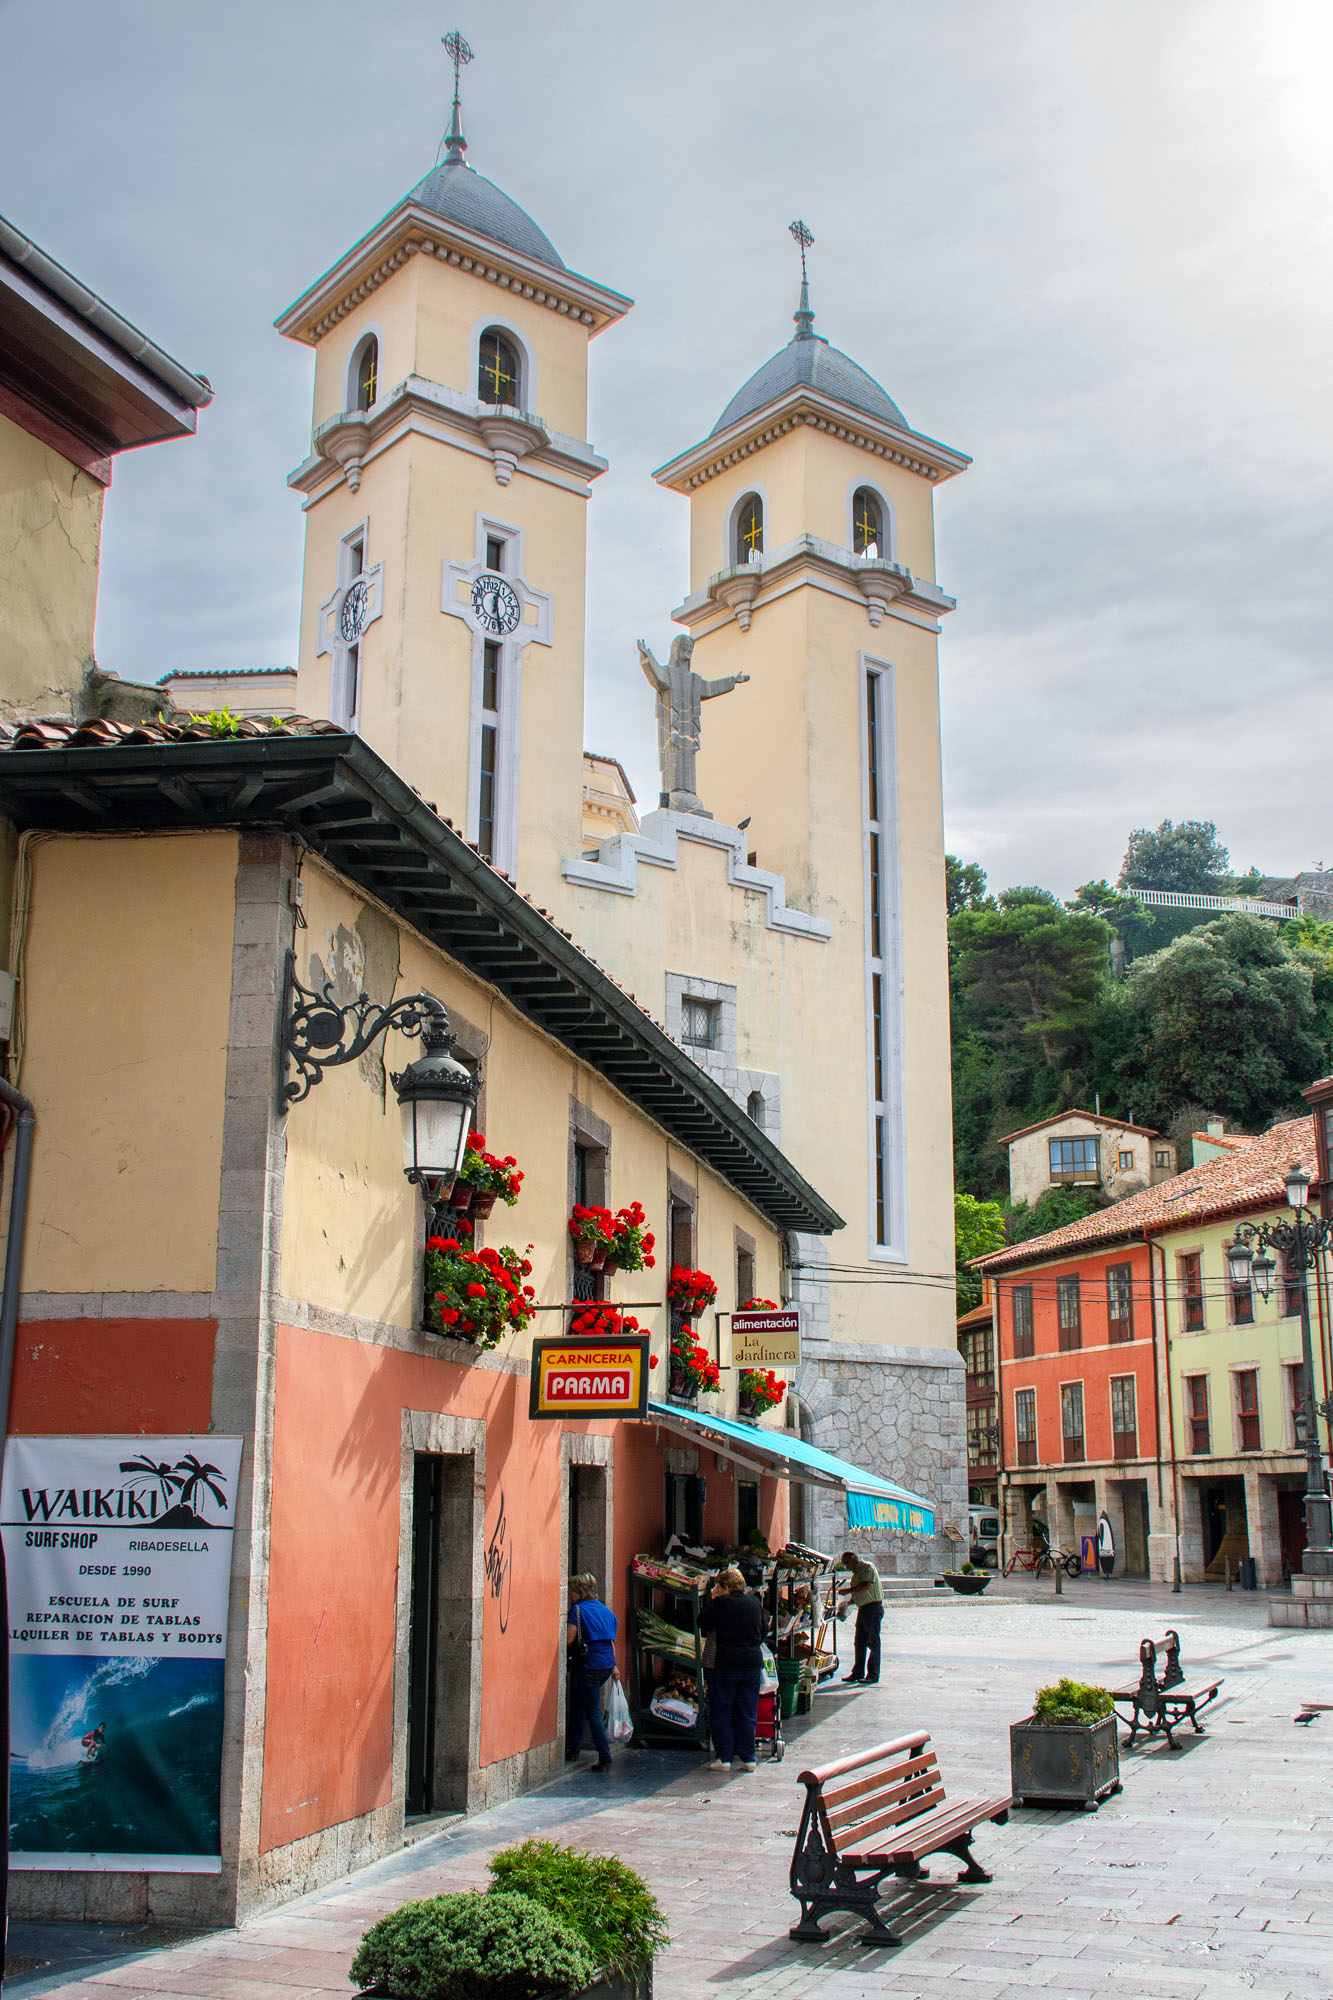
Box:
646 1399 935 1536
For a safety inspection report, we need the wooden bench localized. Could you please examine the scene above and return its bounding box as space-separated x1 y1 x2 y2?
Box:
788 1731 1011 1946
1111 1629 1223 1750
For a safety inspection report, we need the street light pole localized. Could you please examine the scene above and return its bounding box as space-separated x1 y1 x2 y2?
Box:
1227 1164 1333 1574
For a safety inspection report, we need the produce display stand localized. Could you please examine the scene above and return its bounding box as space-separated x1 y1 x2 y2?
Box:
627 1562 710 1750
767 1546 837 1692
811 1565 844 1683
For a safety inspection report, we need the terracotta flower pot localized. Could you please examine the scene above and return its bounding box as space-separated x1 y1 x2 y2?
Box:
668 1369 697 1403
738 1393 761 1422
470 1190 497 1219
602 1253 620 1276
590 1243 607 1271
574 1238 598 1266
451 1184 474 1215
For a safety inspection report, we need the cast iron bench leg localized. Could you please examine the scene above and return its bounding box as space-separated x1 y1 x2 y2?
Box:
944 1835 993 1885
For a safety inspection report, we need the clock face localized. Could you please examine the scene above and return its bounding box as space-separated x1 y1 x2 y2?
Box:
471 572 521 637
340 579 370 643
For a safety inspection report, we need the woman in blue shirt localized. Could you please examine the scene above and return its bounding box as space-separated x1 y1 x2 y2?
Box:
567 1574 619 1771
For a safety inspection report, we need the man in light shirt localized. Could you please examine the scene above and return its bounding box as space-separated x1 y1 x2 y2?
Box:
837 1549 884 1686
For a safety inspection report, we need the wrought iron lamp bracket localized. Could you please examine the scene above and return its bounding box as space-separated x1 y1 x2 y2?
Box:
279 950 449 1106
1235 1212 1333 1276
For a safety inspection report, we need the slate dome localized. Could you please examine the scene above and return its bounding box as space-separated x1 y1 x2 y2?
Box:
712 330 907 437
407 158 565 273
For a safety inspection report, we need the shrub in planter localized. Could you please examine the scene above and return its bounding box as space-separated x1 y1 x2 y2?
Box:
426 1238 536 1348
1011 1679 1120 1810
350 1890 594 2000
942 1561 991 1595
486 1839 668 1980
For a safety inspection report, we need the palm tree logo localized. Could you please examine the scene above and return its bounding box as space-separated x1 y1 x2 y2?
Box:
174 1455 228 1519
118 1456 184 1513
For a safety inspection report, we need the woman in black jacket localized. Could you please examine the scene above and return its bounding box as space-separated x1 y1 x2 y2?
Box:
698 1565 765 1771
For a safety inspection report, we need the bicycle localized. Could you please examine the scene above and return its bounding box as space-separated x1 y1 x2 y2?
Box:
1003 1543 1081 1579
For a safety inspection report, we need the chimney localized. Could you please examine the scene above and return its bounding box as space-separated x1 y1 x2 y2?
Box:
1207 1118 1224 1137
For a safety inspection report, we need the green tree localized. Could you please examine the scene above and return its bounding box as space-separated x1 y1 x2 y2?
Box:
1068 879 1154 961
1116 915 1324 1128
955 1191 1006 1315
951 890 1112 1075
1119 818 1232 895
946 854 991 919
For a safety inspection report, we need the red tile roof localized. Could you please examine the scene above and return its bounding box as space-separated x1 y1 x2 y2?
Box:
994 1108 1160 1146
975 1115 1317 1273
1191 1130 1251 1151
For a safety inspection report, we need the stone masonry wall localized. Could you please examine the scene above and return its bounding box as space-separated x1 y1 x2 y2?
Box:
795 1342 967 1577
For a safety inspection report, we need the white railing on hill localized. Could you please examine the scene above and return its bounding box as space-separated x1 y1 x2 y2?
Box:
1134 888 1295 921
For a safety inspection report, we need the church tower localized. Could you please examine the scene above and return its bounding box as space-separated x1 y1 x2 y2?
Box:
647 229 972 1554
277 39 630 902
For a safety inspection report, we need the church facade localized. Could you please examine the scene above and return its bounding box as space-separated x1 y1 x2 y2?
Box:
275 100 970 1574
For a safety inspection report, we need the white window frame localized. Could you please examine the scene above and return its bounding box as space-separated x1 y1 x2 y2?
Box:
861 655 907 1261
464 516 524 873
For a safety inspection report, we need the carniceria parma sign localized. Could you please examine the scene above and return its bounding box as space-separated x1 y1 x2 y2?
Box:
529 1339 650 1420
2 1434 244 1875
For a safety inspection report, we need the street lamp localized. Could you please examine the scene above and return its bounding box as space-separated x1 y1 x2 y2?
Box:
280 952 480 1221
1226 1161 1333 1572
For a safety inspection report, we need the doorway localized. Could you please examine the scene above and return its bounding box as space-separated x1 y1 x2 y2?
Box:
1278 1486 1307 1579
1200 1477 1248 1580
1121 1481 1150 1576
666 1470 704 1546
406 1453 474 1818
568 1463 607 1590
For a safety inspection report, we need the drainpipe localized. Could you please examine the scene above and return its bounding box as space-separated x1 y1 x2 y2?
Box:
0 1077 36 1464
1146 1230 1181 1591
0 1075 35 1993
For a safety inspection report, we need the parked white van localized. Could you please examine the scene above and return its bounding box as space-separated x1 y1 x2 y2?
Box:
969 1505 1000 1568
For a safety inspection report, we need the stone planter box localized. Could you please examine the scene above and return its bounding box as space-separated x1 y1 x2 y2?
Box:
364 1972 650 2000
942 1573 991 1595
1010 1713 1121 1811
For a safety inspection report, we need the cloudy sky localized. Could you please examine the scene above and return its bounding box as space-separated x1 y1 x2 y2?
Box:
6 0 1330 896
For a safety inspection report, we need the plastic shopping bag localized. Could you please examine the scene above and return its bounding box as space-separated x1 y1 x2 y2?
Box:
604 1676 634 1743
759 1644 779 1694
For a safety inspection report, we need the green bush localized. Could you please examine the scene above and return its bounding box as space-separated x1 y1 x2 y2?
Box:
487 1838 668 1975
350 1890 595 2000
1032 1677 1112 1726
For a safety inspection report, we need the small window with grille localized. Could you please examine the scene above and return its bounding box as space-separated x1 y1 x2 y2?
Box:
478 329 519 405
734 493 764 564
680 997 718 1049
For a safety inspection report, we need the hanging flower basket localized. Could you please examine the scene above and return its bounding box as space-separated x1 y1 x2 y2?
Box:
609 1203 656 1275
667 1325 721 1400
667 1265 718 1317
571 1304 643 1342
425 1235 536 1349
738 1368 786 1422
453 1131 524 1216
569 1204 616 1266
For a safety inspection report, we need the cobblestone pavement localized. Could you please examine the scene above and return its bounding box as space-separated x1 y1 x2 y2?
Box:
12 1579 1333 2000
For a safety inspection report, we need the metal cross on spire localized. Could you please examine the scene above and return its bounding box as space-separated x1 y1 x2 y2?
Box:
441 30 474 163
789 219 816 339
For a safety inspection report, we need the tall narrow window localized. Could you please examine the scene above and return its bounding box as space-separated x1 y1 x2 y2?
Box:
486 535 506 573
1285 1362 1307 1448
1057 1276 1082 1351
476 641 501 861
1229 1266 1254 1326
355 337 378 411
1107 1262 1133 1342
1014 1388 1037 1466
1179 1252 1205 1332
1061 1382 1085 1463
1281 1253 1305 1320
745 1090 764 1127
1186 1374 1211 1454
1012 1285 1034 1359
864 665 901 1252
1235 1370 1260 1452
478 330 519 405
734 493 764 564
1111 1376 1137 1458
852 487 883 558
736 1246 755 1308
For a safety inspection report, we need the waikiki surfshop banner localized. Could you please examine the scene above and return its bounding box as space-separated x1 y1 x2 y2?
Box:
1 1435 243 1873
